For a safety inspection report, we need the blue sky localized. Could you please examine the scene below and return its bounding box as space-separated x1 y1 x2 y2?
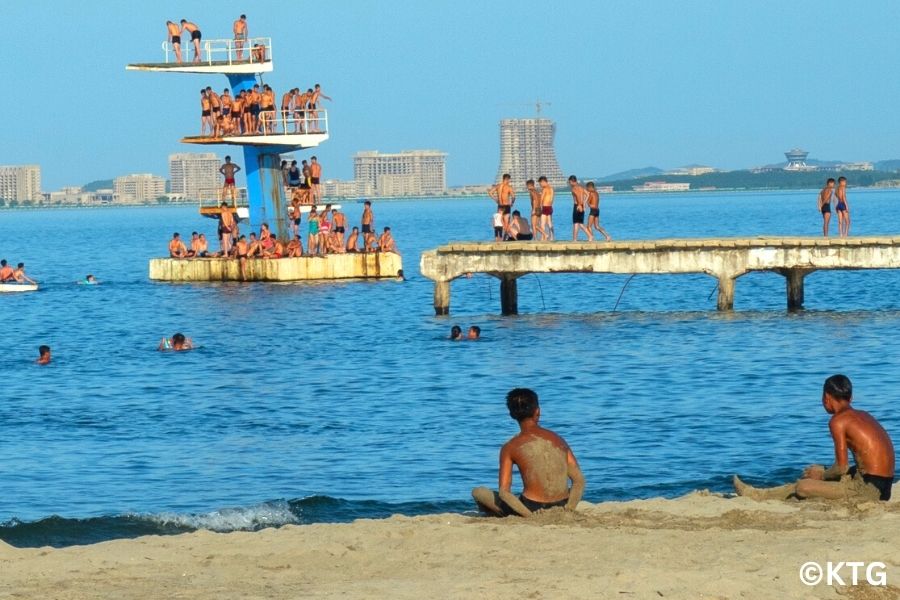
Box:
3 1 900 190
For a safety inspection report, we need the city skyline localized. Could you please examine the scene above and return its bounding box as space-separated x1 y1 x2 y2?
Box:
3 1 900 190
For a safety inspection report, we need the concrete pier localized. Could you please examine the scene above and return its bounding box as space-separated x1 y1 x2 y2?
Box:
420 237 900 315
150 252 402 282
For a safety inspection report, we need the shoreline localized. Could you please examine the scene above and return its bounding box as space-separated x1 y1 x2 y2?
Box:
2 492 898 599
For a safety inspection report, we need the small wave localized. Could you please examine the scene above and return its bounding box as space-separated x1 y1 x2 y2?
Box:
0 496 470 548
145 500 299 532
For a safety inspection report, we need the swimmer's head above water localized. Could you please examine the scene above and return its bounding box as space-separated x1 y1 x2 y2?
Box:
450 325 463 340
37 345 51 365
467 326 480 340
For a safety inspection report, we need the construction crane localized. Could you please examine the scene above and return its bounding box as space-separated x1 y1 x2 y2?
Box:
498 99 552 117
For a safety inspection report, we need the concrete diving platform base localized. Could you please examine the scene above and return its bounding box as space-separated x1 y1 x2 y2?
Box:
149 253 402 282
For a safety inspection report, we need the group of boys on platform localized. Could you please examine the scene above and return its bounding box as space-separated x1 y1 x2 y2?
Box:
167 200 397 261
165 15 262 65
489 174 612 243
198 83 330 138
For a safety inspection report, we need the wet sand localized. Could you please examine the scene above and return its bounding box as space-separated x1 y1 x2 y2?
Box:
1 492 899 599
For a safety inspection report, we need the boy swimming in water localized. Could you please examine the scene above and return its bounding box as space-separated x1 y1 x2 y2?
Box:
734 374 894 501
158 333 194 352
472 388 585 517
37 345 51 365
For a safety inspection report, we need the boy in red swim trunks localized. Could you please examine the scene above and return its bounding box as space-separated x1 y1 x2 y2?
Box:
219 156 241 202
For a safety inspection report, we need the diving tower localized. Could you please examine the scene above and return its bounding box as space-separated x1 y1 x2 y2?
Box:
127 36 330 240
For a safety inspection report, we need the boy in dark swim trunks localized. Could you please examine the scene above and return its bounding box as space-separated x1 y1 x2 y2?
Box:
180 20 202 63
817 178 835 237
734 374 895 502
836 176 851 238
166 21 182 63
472 388 585 517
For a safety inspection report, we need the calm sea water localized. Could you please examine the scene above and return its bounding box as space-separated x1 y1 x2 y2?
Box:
2 189 900 547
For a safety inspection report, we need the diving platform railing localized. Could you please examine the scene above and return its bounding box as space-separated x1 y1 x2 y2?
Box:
126 37 273 73
182 110 329 148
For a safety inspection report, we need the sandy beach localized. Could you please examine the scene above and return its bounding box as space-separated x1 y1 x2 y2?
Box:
1 492 898 599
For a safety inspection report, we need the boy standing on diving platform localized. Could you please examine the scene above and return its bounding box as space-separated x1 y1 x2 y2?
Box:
472 388 585 517
734 374 895 502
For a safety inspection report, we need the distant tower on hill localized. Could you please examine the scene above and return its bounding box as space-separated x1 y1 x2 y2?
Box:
784 148 810 171
495 118 566 187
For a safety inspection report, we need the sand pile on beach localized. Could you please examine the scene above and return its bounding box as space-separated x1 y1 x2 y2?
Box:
1 492 899 599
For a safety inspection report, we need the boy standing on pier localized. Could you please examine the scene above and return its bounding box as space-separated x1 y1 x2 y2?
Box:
587 182 612 241
472 388 585 517
817 178 835 237
361 201 375 251
526 179 546 241
539 176 555 241
734 374 895 501
836 176 851 238
568 175 593 241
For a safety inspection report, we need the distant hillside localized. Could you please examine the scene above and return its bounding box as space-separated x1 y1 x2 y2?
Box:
875 160 900 172
82 179 113 192
597 166 664 182
604 169 899 192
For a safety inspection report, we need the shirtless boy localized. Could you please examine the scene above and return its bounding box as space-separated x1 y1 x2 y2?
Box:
286 235 303 257
526 179 545 240
233 14 248 60
200 89 212 136
168 233 188 258
166 21 182 63
539 176 555 241
332 208 346 250
219 156 241 202
836 176 851 238
734 374 895 501
346 227 360 252
472 388 585 517
37 345 51 365
818 178 835 237
310 156 323 204
361 200 375 251
586 182 612 241
180 20 202 63
568 175 592 241
0 259 14 282
219 202 236 255
492 174 515 238
13 263 36 284
309 84 331 132
378 227 397 253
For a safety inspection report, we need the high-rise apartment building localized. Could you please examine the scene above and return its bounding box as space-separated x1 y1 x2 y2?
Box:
168 152 220 199
495 118 565 187
114 173 167 203
353 150 447 196
0 165 42 203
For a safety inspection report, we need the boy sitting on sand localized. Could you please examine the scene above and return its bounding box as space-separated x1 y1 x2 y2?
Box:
472 388 585 517
734 374 895 502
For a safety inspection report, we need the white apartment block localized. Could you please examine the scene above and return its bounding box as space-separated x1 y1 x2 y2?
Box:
114 173 166 203
321 179 359 198
169 152 220 199
0 164 42 203
495 119 566 188
354 150 447 196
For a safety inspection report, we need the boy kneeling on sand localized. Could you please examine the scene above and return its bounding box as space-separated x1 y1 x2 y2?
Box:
472 388 585 517
734 374 894 502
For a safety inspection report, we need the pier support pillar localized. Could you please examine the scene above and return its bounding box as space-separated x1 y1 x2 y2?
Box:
716 275 735 311
500 274 519 315
434 280 450 316
779 268 812 311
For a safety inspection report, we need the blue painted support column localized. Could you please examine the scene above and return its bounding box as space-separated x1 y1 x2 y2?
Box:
226 74 289 240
